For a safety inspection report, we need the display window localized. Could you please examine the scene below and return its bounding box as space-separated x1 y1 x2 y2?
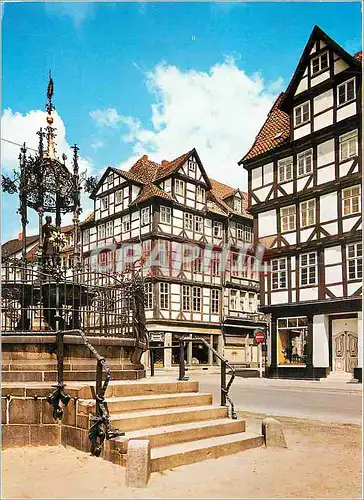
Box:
277 317 308 365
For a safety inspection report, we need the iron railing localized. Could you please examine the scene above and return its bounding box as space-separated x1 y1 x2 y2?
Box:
150 337 237 419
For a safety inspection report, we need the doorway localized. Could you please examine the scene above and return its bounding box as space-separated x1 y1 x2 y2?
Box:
332 318 358 373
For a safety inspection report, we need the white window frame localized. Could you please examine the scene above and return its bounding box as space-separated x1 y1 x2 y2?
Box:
115 189 123 205
101 196 109 210
83 229 90 245
160 206 172 224
234 197 242 213
141 207 150 226
339 130 358 161
244 226 253 242
195 216 203 233
278 157 293 182
196 185 205 203
122 216 130 233
175 179 185 196
98 224 105 240
192 286 201 312
211 251 220 276
311 51 329 75
236 223 244 240
211 289 220 314
106 220 113 237
347 243 362 280
342 185 361 216
297 149 313 177
300 199 316 228
280 205 296 232
144 282 153 310
248 292 256 313
337 78 356 106
158 241 169 268
188 160 197 172
182 285 191 311
294 102 310 127
271 258 287 290
107 173 113 185
300 252 317 286
159 283 169 310
213 221 222 238
184 212 193 230
229 290 238 311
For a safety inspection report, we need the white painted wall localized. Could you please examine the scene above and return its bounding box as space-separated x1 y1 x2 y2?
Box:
320 192 338 222
313 314 329 367
317 139 334 167
258 210 277 237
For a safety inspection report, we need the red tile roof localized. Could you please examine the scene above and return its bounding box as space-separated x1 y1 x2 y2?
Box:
241 93 290 162
131 183 172 205
354 50 362 62
155 151 193 181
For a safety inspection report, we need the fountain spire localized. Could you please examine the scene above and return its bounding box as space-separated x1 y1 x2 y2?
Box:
44 70 57 159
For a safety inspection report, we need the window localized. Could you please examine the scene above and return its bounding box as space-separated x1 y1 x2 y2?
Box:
300 199 316 227
193 250 202 273
195 216 203 233
231 252 241 277
213 221 222 238
192 286 201 312
311 51 329 75
342 185 361 215
145 283 153 310
281 205 296 232
248 293 256 312
115 190 122 205
300 252 317 286
211 289 220 314
338 78 355 106
184 212 193 230
106 220 113 237
347 243 362 280
294 102 310 127
211 251 220 276
244 226 252 242
297 149 313 177
229 290 238 310
107 173 113 185
159 283 169 309
188 160 197 172
101 196 109 210
196 186 205 203
160 206 171 224
141 207 150 226
98 224 105 239
278 317 308 365
271 258 287 290
236 223 244 240
182 285 191 311
83 229 90 245
278 158 293 182
339 130 358 161
175 179 185 196
234 197 241 213
123 216 130 233
159 242 169 268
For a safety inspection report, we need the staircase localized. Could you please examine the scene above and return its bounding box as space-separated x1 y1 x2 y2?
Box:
323 371 356 383
78 379 263 471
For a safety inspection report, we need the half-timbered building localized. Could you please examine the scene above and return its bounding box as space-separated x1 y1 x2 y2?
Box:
240 26 362 380
81 149 268 370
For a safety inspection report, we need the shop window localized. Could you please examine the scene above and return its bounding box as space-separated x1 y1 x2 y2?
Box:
277 317 308 365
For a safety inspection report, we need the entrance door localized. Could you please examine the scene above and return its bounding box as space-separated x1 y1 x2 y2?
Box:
332 319 358 373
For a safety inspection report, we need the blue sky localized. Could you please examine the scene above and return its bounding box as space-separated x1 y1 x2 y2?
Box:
2 1 362 241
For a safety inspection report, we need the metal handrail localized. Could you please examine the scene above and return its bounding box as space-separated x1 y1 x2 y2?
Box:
149 337 237 419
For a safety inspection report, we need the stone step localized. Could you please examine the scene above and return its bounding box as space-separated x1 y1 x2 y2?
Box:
1 361 137 372
101 380 199 398
79 392 212 414
110 405 228 432
112 418 246 453
122 432 263 471
1 370 144 383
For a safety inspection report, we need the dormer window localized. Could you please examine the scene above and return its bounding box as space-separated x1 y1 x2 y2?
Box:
188 160 197 172
175 179 185 196
294 102 310 127
311 51 329 75
233 197 241 213
196 186 205 203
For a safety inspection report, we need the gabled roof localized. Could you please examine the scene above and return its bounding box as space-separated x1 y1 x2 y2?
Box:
280 25 361 112
2 235 39 259
239 93 290 163
130 183 172 205
209 179 251 218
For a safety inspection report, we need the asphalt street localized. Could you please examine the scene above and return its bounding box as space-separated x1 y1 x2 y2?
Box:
189 373 362 425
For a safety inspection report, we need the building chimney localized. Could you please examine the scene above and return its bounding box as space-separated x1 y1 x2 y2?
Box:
142 154 148 161
18 232 22 241
161 160 169 167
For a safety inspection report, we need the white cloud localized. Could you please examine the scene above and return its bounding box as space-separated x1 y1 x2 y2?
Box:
90 57 283 188
1 108 94 239
44 2 95 28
